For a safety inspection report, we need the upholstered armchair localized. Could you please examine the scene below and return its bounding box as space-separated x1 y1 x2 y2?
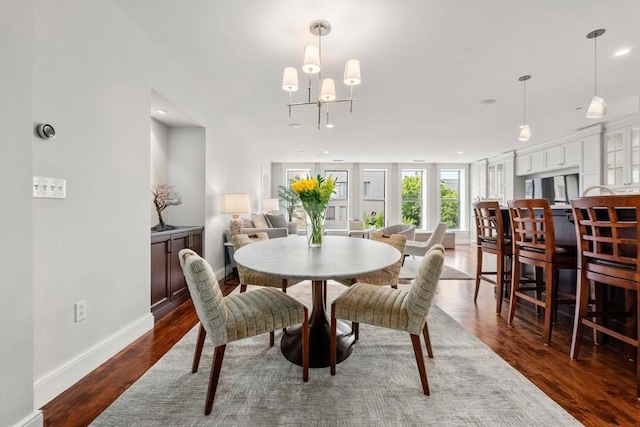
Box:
405 222 448 257
380 223 416 241
179 249 309 415
330 245 445 395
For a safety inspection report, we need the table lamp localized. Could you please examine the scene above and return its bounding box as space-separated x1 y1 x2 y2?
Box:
262 198 279 214
222 193 250 236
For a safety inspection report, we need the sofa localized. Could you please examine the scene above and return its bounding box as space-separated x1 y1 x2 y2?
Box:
224 212 297 268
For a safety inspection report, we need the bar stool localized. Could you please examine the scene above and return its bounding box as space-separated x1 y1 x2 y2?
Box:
472 201 512 314
507 198 577 346
570 195 639 399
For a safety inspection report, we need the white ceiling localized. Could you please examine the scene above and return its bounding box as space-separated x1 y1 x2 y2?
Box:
117 0 640 164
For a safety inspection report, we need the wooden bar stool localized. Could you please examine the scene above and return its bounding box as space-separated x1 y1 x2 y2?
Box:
570 195 640 399
507 199 577 346
472 201 512 314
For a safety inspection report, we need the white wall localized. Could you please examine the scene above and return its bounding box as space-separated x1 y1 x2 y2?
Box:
0 2 40 426
167 126 206 227
150 118 169 226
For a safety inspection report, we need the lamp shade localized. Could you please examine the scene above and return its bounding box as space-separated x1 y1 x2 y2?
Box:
586 95 607 118
262 198 279 212
282 67 299 92
518 124 531 142
303 45 321 74
221 193 250 214
320 78 337 102
343 59 361 86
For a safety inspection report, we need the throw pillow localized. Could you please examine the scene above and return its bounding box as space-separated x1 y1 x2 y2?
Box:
265 213 288 229
251 213 269 228
241 218 254 228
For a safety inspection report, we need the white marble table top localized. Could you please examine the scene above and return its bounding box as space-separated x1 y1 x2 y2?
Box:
233 235 401 281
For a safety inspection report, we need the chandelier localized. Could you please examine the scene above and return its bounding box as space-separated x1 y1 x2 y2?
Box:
281 20 361 129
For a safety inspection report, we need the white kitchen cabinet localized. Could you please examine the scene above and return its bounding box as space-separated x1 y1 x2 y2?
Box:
515 151 543 175
544 140 581 170
604 124 640 191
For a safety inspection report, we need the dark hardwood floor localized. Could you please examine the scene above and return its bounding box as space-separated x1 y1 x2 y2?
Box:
41 245 639 426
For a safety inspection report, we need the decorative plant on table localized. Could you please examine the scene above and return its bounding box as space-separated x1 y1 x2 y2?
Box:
362 211 384 229
291 175 335 247
151 183 182 231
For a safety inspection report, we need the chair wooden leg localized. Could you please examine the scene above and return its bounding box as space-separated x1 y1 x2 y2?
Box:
302 307 309 382
508 257 521 324
474 247 482 303
496 251 504 314
571 272 590 360
542 266 555 346
636 288 640 400
192 324 206 373
535 266 543 316
423 322 433 358
269 331 275 347
330 303 337 376
204 345 226 415
240 284 247 293
352 321 359 341
593 280 604 345
410 333 430 395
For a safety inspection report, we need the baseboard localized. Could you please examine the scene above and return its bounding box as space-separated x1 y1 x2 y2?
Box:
13 410 43 427
33 313 154 409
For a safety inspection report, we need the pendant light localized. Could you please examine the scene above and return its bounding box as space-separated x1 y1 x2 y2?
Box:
586 29 607 119
518 75 531 142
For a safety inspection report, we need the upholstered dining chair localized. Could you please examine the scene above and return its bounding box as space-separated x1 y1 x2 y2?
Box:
569 195 640 399
330 245 445 395
179 249 309 415
334 232 406 289
231 233 303 293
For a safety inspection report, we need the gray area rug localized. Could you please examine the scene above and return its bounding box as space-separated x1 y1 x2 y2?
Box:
400 258 473 284
92 282 578 426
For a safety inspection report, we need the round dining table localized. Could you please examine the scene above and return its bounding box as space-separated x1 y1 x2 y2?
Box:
233 235 401 368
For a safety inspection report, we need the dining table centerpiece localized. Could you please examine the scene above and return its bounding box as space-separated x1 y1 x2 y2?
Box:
291 174 335 247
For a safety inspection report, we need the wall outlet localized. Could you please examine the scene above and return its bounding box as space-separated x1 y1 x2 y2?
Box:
75 301 87 322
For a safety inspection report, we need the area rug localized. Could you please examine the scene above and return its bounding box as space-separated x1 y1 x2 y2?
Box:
400 258 473 284
91 282 578 426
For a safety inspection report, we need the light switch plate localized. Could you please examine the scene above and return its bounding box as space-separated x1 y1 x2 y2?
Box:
33 176 66 199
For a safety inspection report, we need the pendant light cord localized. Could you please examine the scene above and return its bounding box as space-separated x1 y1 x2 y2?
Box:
523 79 526 123
593 35 598 95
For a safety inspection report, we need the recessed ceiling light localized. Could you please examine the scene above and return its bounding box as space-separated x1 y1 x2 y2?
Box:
289 123 301 128
324 150 330 154
614 48 630 56
413 159 425 162
326 123 335 128
479 99 496 105
297 150 306 154
156 109 167 114
575 106 583 110
457 151 464 154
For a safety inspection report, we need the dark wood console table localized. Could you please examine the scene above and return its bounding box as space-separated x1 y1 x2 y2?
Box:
151 226 204 321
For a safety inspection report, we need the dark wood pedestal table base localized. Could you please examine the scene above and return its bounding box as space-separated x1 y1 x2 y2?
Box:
233 236 401 368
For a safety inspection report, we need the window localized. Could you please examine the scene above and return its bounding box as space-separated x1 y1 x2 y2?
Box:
324 169 348 230
286 169 311 184
362 170 386 227
440 170 461 229
401 170 423 228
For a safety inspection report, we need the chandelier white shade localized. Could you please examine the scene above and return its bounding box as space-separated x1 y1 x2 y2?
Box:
281 19 361 129
282 67 299 92
343 59 361 86
586 29 606 119
518 75 531 142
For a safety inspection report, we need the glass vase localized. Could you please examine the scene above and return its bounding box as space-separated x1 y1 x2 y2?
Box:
305 210 325 248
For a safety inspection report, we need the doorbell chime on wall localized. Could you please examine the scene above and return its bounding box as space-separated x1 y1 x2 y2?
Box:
37 123 56 140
